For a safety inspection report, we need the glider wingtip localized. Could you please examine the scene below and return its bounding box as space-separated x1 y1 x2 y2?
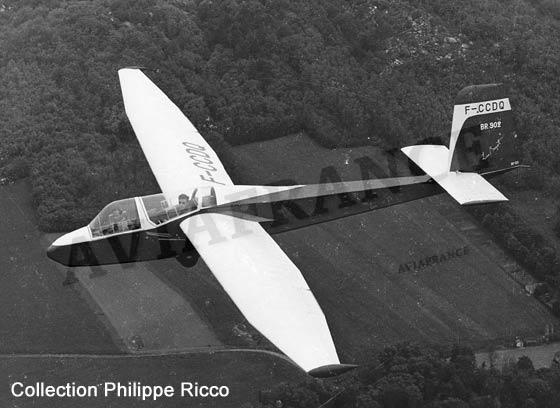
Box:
308 364 358 378
118 66 151 76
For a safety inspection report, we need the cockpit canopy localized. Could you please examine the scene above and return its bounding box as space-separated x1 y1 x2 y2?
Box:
89 198 141 238
141 186 213 225
88 187 217 238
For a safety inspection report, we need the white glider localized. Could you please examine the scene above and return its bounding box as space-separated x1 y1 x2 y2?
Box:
48 70 523 376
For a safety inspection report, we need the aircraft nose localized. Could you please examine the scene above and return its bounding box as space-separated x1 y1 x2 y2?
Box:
47 227 90 266
51 226 90 247
47 243 72 266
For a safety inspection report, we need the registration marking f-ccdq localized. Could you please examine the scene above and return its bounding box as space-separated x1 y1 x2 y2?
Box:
464 99 506 115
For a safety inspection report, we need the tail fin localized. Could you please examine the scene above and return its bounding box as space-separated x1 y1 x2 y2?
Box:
449 84 521 174
400 84 521 205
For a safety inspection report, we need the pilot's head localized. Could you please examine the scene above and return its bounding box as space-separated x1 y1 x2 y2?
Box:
178 194 189 206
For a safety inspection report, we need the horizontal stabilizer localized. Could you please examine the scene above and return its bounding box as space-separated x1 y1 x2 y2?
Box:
401 145 507 205
434 172 507 205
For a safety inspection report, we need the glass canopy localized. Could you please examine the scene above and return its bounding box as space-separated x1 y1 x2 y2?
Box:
87 187 218 237
89 198 141 238
141 187 216 226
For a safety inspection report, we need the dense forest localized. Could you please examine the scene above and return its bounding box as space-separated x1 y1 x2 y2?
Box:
1 0 560 230
259 343 560 408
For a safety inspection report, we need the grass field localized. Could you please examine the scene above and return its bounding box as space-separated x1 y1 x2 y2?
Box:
0 182 118 354
42 256 224 353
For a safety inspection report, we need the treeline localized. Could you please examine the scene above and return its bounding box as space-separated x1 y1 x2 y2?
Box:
466 202 560 313
258 343 560 408
1 0 560 230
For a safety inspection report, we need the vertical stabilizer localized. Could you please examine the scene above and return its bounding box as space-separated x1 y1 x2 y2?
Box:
449 84 521 174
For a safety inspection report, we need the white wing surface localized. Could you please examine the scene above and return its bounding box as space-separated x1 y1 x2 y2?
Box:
180 213 340 372
401 145 507 205
118 68 233 193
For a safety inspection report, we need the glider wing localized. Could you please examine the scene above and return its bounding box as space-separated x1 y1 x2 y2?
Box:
179 213 340 372
118 68 233 194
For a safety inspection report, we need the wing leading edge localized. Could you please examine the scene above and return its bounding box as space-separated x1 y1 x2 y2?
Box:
180 213 340 372
118 68 233 193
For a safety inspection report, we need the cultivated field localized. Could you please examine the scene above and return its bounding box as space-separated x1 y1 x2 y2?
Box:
0 182 117 353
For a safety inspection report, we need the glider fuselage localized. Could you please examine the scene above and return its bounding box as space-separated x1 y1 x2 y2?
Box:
47 175 443 266
47 218 191 266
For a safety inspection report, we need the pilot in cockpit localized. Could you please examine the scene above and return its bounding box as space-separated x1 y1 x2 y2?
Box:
177 189 198 215
109 208 128 232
